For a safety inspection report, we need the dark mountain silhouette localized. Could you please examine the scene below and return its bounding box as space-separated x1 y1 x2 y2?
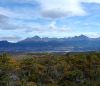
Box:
0 35 100 52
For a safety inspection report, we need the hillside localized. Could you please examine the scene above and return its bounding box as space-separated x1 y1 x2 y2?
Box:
0 52 100 86
0 35 100 52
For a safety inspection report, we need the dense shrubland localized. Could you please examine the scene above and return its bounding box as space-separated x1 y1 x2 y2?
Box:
0 52 100 86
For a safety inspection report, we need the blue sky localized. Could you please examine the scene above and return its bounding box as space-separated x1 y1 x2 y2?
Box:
0 0 100 42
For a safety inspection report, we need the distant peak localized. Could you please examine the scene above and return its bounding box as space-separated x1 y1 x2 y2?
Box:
21 35 41 42
33 35 40 39
79 35 88 38
0 40 8 42
74 35 88 38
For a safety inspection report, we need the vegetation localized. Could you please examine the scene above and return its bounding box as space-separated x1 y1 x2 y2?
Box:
0 52 100 86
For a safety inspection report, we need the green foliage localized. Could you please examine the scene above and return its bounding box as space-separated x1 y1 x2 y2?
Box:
0 52 100 86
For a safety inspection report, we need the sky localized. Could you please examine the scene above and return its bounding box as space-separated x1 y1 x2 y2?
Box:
0 0 100 42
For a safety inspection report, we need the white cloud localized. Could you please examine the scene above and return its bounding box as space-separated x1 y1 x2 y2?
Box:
1 0 100 19
0 0 100 40
0 7 14 17
23 21 72 34
39 0 100 18
47 21 71 32
81 0 100 3
39 0 86 18
1 0 100 20
0 6 39 20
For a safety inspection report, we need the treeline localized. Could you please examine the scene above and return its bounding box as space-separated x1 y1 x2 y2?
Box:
0 52 100 86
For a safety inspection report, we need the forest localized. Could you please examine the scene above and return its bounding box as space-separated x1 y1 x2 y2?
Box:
0 52 100 86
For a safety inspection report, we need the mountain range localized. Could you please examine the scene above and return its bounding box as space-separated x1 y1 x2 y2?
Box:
0 35 100 52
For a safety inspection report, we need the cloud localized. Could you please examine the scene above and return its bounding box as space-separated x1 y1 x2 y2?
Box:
0 7 14 17
48 21 71 32
82 0 100 4
0 0 87 20
40 0 86 18
75 32 100 38
0 14 11 30
0 6 39 20
0 13 33 30
39 0 100 18
1 0 100 19
85 32 100 38
1 0 100 20
0 36 21 42
0 0 100 41
0 0 38 5
39 0 86 19
0 14 8 23
24 21 72 34
0 14 17 30
0 14 71 33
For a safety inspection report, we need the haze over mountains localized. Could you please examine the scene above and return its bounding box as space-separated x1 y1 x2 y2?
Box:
0 35 100 52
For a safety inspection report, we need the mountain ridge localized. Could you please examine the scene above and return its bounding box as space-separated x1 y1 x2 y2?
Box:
0 35 100 52
19 35 91 43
